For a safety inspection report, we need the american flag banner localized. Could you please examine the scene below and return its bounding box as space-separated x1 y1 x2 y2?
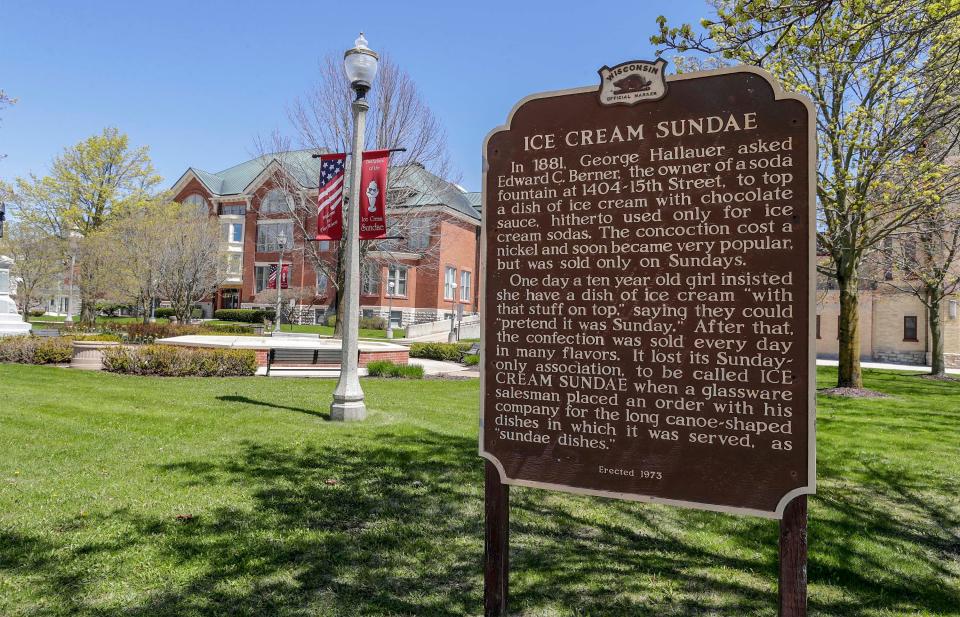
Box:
316 153 346 241
267 263 289 289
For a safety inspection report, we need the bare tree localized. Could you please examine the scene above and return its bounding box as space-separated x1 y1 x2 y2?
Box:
249 53 460 336
0 89 15 160
156 204 225 322
0 221 64 315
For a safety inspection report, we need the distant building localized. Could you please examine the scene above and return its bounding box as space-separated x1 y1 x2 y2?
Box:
816 259 960 368
170 150 480 326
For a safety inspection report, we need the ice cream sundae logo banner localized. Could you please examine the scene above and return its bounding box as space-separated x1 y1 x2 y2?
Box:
359 149 390 240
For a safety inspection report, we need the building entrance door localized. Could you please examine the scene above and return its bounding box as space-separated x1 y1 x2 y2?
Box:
221 289 240 309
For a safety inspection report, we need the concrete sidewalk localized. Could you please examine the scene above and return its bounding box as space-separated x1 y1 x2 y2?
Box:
408 358 475 377
816 358 960 374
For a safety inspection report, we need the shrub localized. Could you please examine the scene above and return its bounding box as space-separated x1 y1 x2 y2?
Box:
366 360 423 379
0 335 73 364
102 345 257 377
359 316 386 330
121 323 204 343
29 309 46 317
205 323 255 335
408 342 474 361
463 353 480 366
73 333 124 343
154 308 177 319
214 308 275 323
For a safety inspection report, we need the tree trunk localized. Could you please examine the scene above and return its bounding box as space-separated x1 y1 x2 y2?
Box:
836 269 863 388
79 290 97 326
929 294 945 377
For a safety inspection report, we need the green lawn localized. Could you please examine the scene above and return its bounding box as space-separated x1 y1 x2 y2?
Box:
206 320 405 339
0 366 958 616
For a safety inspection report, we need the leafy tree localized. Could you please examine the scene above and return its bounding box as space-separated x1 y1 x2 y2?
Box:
10 128 162 324
653 0 960 389
99 197 172 323
872 140 960 376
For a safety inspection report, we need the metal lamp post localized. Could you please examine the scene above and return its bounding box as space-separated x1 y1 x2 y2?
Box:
274 230 287 333
386 280 395 339
64 238 77 326
448 283 458 343
331 33 379 422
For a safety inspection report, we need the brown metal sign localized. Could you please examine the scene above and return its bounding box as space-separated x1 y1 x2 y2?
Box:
480 65 815 518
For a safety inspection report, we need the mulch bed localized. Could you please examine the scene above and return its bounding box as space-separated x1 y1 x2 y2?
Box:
818 387 890 398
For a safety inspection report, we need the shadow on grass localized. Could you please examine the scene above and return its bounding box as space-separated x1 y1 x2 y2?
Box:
2 428 959 615
216 394 331 420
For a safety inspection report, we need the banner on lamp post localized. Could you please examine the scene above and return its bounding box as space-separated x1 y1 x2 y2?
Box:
359 149 390 240
316 153 346 241
267 263 289 290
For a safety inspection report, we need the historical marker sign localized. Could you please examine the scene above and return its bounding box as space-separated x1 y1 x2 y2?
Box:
480 65 815 518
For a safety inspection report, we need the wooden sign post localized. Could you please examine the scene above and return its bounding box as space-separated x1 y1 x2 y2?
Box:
480 62 815 616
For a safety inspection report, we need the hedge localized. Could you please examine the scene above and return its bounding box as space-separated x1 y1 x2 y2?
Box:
0 335 73 364
365 360 424 379
154 308 177 319
214 308 276 323
102 345 257 377
408 342 475 361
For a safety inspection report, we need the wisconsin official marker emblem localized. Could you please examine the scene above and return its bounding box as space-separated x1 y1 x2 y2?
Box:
598 58 668 106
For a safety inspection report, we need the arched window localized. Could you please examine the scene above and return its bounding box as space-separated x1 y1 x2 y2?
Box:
260 189 292 214
183 193 209 216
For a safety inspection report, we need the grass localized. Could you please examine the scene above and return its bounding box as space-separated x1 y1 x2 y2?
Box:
207 320 406 340
0 365 958 616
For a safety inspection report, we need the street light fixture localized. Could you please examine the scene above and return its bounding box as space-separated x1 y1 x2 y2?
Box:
331 33 379 422
386 280 395 339
274 230 287 334
448 283 459 343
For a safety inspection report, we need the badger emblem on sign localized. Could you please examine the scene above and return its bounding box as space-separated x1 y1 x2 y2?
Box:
598 58 668 106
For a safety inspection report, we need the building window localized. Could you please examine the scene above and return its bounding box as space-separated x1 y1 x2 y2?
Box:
255 266 271 293
407 217 432 250
260 189 291 214
220 203 246 216
444 266 456 300
361 264 380 296
904 316 918 341
460 271 471 302
256 222 293 252
816 315 821 339
319 240 331 251
222 222 243 243
224 254 242 276
316 271 328 295
183 193 209 216
389 310 403 328
388 266 408 296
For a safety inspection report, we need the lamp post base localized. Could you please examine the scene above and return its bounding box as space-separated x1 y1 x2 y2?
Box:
330 395 367 422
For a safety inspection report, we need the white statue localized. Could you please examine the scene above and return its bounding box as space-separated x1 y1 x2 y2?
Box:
0 255 32 337
365 179 380 213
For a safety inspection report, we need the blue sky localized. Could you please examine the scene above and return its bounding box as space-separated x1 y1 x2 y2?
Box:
0 0 709 192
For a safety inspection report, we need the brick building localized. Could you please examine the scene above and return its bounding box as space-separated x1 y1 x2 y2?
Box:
170 150 480 326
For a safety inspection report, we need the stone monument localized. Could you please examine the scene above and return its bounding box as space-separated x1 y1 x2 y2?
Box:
0 255 32 337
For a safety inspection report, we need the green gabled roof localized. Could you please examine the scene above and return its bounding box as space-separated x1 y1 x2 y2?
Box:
464 191 481 210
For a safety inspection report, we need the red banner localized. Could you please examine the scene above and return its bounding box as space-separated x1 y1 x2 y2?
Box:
267 263 289 289
359 149 390 239
316 153 346 241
